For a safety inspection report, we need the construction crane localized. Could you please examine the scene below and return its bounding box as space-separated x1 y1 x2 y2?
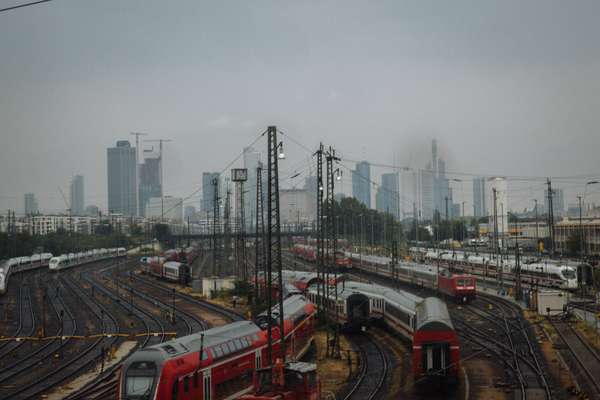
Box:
144 139 172 221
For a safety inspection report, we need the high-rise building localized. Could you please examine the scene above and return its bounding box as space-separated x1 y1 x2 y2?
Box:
433 146 452 216
184 205 197 220
85 205 100 217
107 140 137 216
544 188 565 217
202 172 220 212
375 173 399 219
352 161 371 208
70 175 85 215
139 154 161 217
145 196 183 221
473 177 486 218
420 168 434 220
304 175 318 210
400 170 421 219
24 193 38 215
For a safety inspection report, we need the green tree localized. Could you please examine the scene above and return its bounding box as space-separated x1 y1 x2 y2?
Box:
566 233 582 256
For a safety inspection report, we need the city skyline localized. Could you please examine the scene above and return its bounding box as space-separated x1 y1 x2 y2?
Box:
1 1 599 216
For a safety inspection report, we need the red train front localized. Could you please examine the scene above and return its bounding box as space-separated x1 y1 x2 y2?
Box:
118 294 316 400
438 272 476 303
412 297 460 385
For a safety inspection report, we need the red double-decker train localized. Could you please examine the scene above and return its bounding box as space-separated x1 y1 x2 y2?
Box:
118 294 316 400
291 244 351 270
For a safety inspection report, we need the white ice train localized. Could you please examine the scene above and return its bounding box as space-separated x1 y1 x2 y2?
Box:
49 247 126 271
0 253 53 295
1 247 126 295
410 247 578 290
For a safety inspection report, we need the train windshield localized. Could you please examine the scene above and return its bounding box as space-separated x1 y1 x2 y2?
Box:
125 362 157 399
562 268 576 279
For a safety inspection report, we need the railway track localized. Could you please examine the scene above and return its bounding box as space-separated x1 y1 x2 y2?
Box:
549 317 600 398
343 333 389 400
0 281 35 361
64 259 243 400
130 272 245 322
455 294 553 400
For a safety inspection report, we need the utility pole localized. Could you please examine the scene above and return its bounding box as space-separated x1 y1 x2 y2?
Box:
145 139 172 221
493 188 502 291
223 188 232 275
265 126 285 365
534 199 539 255
232 169 248 280
211 177 220 277
515 214 521 301
578 195 584 259
547 178 555 256
130 132 148 216
314 143 325 317
254 166 265 314
325 146 341 358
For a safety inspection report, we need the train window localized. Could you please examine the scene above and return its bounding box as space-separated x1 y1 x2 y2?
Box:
171 379 179 400
193 371 199 388
234 339 243 350
213 346 223 358
219 344 229 356
227 341 236 353
184 376 189 392
125 362 156 397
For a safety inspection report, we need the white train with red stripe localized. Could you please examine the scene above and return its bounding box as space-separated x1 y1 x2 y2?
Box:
345 251 476 303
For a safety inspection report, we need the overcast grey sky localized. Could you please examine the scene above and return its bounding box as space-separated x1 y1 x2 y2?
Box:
1 0 599 214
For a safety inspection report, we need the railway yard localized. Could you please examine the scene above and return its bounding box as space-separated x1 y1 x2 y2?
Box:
0 246 599 400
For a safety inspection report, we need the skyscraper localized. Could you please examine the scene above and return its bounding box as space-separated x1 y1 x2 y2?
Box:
139 154 161 217
420 168 434 220
544 188 565 217
473 177 486 217
70 175 85 215
352 161 371 208
107 140 137 216
202 172 220 212
422 139 452 221
375 173 399 218
24 193 38 215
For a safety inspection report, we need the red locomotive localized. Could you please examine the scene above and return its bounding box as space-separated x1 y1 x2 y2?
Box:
437 271 477 303
118 294 316 400
291 245 351 270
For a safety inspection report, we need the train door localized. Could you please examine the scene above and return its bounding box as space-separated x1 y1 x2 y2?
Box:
203 369 212 400
422 343 449 376
255 349 262 369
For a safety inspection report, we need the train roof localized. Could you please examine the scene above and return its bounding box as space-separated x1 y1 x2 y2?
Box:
415 297 454 331
145 320 261 361
341 281 422 312
257 294 310 320
396 261 442 277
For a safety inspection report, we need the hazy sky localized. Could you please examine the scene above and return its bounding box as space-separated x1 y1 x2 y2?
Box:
1 0 599 214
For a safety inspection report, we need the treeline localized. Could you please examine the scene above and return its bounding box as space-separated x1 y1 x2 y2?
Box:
333 197 403 248
0 229 132 259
